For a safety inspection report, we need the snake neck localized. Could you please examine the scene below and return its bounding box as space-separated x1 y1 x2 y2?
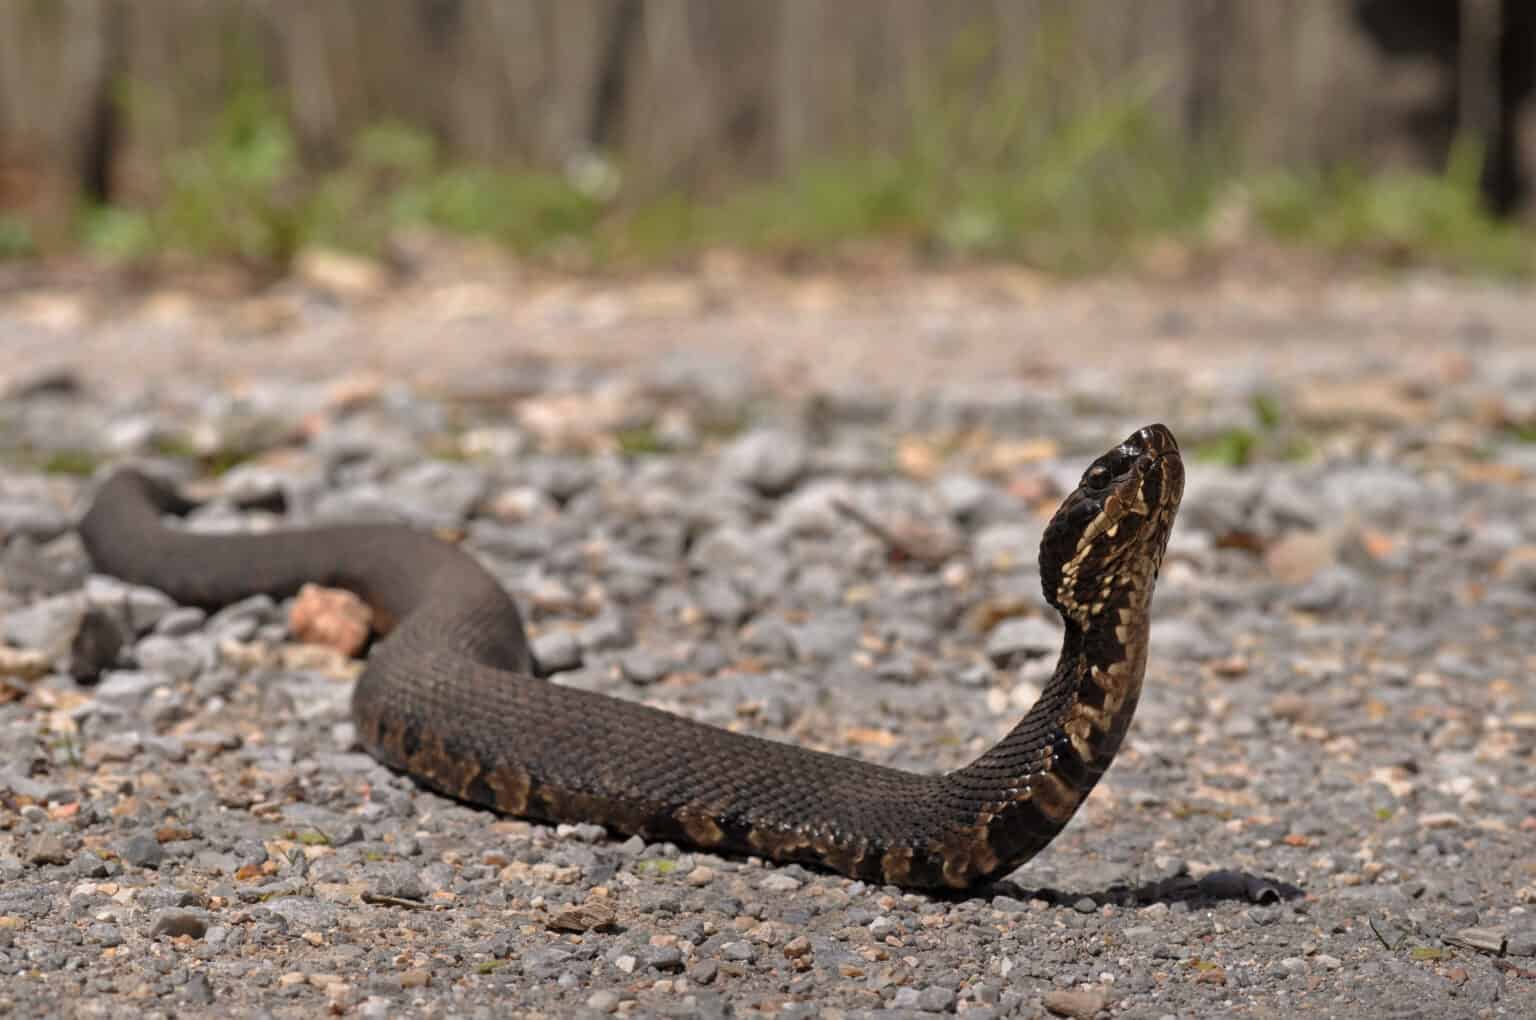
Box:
943 591 1150 843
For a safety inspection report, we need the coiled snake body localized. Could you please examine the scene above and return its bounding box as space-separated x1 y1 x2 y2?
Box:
80 424 1183 889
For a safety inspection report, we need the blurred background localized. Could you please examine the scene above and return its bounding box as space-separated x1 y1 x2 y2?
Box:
0 0 1532 277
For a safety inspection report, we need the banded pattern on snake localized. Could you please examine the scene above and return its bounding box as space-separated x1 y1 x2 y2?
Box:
79 423 1183 889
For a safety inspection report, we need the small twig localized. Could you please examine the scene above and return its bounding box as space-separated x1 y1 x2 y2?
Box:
830 498 950 567
1369 915 1406 951
360 892 441 911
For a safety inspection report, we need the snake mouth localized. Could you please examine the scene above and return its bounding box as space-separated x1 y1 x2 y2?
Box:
1123 425 1184 520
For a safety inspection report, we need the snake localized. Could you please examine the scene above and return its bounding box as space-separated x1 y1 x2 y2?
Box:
78 423 1183 890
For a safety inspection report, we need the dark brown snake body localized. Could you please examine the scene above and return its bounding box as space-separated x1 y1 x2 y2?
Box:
78 424 1183 890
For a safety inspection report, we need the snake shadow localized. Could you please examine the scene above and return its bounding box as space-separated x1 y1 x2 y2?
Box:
980 868 1303 908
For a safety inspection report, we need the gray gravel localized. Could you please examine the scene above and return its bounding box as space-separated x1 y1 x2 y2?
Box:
1 272 1535 1018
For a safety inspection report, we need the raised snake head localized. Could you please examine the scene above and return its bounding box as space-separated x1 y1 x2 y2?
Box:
1039 423 1185 630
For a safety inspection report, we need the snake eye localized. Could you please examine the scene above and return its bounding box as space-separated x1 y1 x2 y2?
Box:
1084 464 1112 489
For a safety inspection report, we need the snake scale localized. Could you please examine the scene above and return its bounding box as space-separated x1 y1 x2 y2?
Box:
79 423 1183 890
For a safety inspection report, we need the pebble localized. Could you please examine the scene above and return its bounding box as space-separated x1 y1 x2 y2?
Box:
368 864 426 901
760 873 802 893
1148 617 1224 661
973 523 1044 569
0 646 48 680
619 649 669 685
916 985 956 1012
154 606 207 636
205 594 277 641
1419 812 1463 830
93 669 168 707
288 584 372 656
694 577 750 625
720 941 755 963
1043 987 1108 1019
2 535 85 598
984 616 1060 664
84 576 177 633
134 634 210 683
646 945 685 971
557 822 607 844
720 429 808 495
1264 530 1336 584
578 609 632 652
0 499 70 542
586 989 620 1012
265 897 339 932
26 835 70 867
2 593 83 653
183 972 215 1005
118 833 164 869
532 630 583 674
1291 564 1361 613
548 900 617 933
87 923 123 947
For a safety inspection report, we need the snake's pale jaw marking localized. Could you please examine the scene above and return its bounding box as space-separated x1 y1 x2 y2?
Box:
1029 771 1082 825
880 847 914 886
485 768 533 816
79 424 1183 890
677 812 726 848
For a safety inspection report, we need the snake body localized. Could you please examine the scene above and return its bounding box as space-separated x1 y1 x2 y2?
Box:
79 424 1183 889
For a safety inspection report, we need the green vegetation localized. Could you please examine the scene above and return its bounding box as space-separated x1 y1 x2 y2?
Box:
1504 422 1536 443
50 732 81 768
1195 393 1313 467
603 26 1219 270
0 445 102 477
21 27 1532 278
614 427 666 456
38 450 103 477
71 78 607 267
633 858 678 876
1249 138 1531 277
148 434 256 477
0 214 35 260
1197 428 1261 468
80 84 304 264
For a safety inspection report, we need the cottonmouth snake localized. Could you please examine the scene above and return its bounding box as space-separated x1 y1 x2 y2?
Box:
79 423 1183 890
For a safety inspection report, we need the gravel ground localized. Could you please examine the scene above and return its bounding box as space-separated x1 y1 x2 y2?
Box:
0 262 1534 1018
